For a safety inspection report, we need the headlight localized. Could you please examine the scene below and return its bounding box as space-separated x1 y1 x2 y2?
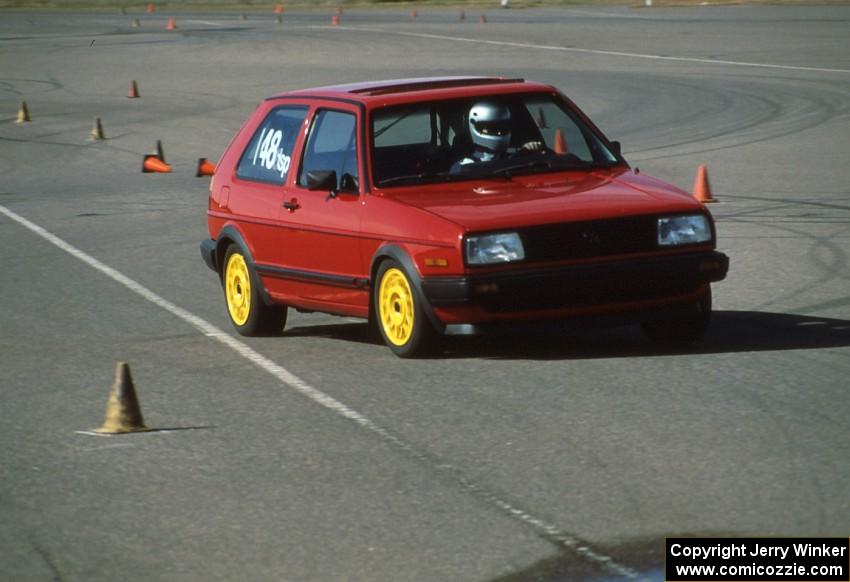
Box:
658 214 712 246
466 232 525 265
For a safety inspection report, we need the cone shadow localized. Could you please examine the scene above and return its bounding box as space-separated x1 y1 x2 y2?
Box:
77 425 215 437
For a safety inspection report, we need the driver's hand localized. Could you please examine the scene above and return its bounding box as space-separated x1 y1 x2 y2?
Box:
521 141 545 151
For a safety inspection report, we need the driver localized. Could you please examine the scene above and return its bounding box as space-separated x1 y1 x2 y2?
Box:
451 101 544 173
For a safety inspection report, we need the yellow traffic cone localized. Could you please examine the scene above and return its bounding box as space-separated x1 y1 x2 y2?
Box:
95 362 151 434
90 117 105 140
16 101 31 123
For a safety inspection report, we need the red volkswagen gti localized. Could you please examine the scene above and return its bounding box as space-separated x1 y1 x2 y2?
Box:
201 77 728 357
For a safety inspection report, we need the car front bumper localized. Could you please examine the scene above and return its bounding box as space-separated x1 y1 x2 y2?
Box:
421 250 729 324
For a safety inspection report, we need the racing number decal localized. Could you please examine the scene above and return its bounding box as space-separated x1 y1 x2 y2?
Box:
251 127 291 180
236 105 308 186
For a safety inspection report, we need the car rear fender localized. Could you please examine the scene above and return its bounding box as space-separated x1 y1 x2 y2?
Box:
369 244 445 334
215 224 276 307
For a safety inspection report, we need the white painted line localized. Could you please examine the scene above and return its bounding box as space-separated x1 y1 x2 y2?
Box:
560 8 653 20
0 204 641 581
185 19 227 27
317 25 850 75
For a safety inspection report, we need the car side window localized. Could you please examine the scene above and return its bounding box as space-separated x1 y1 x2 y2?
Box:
236 105 308 185
298 109 359 193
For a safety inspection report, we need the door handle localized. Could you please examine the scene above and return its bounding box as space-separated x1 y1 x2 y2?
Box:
282 198 300 213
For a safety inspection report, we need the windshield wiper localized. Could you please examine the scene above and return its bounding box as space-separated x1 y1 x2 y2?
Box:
486 157 595 179
377 157 606 187
377 171 462 187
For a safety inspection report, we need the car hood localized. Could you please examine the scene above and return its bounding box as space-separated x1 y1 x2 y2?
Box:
378 168 703 232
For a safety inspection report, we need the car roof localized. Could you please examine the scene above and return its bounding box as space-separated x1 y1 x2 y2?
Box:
267 77 557 108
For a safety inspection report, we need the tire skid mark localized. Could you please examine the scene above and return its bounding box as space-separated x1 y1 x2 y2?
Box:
31 539 63 582
0 204 645 582
724 213 850 311
630 78 848 161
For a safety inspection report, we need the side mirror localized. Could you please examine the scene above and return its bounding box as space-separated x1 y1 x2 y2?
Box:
339 172 359 194
306 169 338 192
610 140 622 158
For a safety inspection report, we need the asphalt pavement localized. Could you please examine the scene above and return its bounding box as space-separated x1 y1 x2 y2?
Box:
1 5 849 581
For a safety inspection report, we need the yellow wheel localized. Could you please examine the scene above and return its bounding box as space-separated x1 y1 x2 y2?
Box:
221 245 286 336
374 260 437 357
225 252 251 326
379 267 415 346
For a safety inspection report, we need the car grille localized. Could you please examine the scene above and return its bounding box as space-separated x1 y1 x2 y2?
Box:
478 265 698 313
519 215 658 262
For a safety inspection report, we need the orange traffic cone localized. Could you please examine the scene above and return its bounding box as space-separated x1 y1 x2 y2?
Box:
693 164 717 203
143 156 172 173
274 3 283 14
166 16 176 30
410 9 418 18
146 2 155 13
143 140 171 173
16 101 31 123
128 80 139 98
553 129 568 154
479 14 487 23
90 117 105 140
196 158 216 177
331 13 339 26
94 362 151 434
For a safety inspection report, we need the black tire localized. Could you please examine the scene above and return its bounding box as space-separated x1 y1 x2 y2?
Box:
373 259 439 358
642 287 712 346
221 245 286 336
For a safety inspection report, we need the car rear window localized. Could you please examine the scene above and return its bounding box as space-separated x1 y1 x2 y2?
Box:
236 105 309 185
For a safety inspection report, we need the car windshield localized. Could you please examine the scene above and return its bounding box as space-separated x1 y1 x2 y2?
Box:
371 93 621 188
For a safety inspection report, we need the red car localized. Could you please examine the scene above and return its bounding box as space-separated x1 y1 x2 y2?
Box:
201 77 728 357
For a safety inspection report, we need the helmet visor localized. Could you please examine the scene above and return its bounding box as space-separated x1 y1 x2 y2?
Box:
471 119 511 137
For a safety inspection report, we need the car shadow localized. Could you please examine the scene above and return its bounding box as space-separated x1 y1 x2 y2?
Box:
284 321 381 346
448 310 850 361
284 311 850 361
